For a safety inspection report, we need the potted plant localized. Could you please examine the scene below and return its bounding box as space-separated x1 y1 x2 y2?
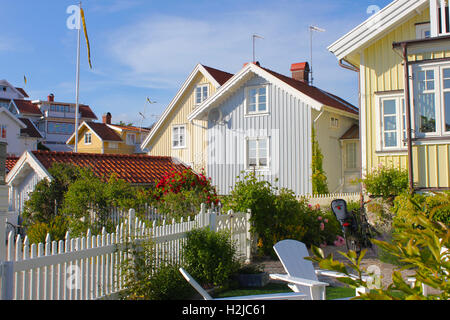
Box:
235 264 269 288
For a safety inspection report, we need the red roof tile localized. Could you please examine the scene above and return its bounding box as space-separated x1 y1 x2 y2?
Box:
6 156 19 172
202 65 234 86
15 87 29 98
86 122 123 142
31 151 189 185
19 118 43 139
13 100 42 116
259 66 358 115
78 104 98 120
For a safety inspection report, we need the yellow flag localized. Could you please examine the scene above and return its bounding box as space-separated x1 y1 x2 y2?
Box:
24 75 27 85
80 7 92 69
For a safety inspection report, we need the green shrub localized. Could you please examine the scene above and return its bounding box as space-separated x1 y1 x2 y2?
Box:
363 165 409 200
26 216 68 244
183 228 240 288
311 127 329 194
119 238 193 300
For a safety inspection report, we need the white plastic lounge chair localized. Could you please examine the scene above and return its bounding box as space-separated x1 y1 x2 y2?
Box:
179 268 306 300
407 245 448 296
269 240 370 300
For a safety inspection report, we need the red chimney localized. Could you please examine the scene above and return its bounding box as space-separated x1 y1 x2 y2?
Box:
102 112 112 125
48 93 55 102
243 61 261 68
290 62 310 83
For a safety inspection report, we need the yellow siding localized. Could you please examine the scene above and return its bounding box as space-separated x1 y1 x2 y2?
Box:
75 126 103 154
149 73 215 171
362 7 450 188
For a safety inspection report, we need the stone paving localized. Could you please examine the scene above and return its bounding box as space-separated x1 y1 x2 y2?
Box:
256 244 417 288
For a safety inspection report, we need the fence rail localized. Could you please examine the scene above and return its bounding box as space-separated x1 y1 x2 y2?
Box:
0 204 251 300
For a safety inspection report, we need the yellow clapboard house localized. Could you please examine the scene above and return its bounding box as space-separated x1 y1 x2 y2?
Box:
66 113 150 154
329 0 450 191
140 64 233 172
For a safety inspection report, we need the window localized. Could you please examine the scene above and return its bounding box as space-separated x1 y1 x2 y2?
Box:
109 142 118 149
84 133 92 145
412 63 450 137
172 125 186 149
195 85 209 104
126 133 136 145
246 137 269 170
345 142 357 170
416 23 431 39
0 125 6 139
377 94 406 150
47 122 75 134
246 86 267 115
330 116 340 129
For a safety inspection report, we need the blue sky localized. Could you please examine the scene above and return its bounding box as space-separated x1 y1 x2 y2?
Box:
1 0 392 127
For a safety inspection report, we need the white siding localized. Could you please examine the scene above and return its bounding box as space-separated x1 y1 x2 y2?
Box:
207 74 313 196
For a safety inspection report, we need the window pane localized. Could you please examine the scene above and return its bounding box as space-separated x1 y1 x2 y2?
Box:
384 116 397 131
258 103 267 112
385 132 397 147
248 104 256 113
346 143 357 169
427 81 435 90
203 87 208 101
383 99 396 115
445 92 450 132
426 70 434 80
415 93 436 133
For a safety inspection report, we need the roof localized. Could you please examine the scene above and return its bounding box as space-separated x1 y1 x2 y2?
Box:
78 104 98 120
18 118 43 139
201 65 234 86
328 0 428 61
15 88 29 98
13 100 42 116
141 63 233 150
188 63 358 121
340 124 359 140
109 124 152 133
86 122 123 142
28 151 190 185
261 66 358 115
6 156 19 173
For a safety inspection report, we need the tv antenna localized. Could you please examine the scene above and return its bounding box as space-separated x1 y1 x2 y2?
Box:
309 25 326 86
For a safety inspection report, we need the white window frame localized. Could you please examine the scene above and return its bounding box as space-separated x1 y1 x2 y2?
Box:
195 84 209 105
416 22 431 39
330 116 340 129
109 142 118 149
411 62 450 139
375 92 407 152
126 133 136 145
245 137 270 171
172 125 187 149
245 85 269 116
0 124 6 139
344 141 358 170
84 133 92 145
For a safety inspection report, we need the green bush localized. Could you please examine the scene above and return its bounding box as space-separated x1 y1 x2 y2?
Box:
363 165 409 200
183 228 240 288
119 239 193 300
26 216 68 244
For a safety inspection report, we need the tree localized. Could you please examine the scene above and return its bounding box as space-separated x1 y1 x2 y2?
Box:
22 163 80 227
311 127 329 195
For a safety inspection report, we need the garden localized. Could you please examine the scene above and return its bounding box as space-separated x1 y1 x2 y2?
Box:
20 163 450 300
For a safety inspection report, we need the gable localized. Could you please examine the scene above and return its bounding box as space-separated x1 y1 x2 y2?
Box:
328 0 429 64
141 64 231 150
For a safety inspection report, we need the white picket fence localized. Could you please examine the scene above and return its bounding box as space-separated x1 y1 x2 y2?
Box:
0 205 252 300
300 192 362 207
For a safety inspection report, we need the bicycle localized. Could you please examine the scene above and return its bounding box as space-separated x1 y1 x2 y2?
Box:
331 197 375 256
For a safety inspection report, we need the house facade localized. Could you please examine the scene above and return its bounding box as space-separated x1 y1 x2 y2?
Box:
0 80 29 109
141 64 233 172
329 0 450 190
8 94 97 152
66 113 151 154
188 62 359 195
0 107 42 157
6 151 189 213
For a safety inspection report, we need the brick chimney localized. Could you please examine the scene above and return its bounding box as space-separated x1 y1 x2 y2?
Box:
48 93 55 102
290 62 310 83
102 112 112 125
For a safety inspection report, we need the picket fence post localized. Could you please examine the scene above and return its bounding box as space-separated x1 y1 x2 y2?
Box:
209 208 217 232
246 209 252 264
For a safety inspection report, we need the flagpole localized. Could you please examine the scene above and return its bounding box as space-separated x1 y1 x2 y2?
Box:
74 2 82 153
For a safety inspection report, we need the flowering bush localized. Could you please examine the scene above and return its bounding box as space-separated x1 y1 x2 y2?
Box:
149 168 219 219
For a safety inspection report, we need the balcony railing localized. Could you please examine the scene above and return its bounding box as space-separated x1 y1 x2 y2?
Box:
430 0 450 36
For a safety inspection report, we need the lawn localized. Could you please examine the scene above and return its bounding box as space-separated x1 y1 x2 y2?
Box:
213 283 355 300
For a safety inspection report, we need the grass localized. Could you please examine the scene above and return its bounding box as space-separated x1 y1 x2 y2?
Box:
213 283 356 300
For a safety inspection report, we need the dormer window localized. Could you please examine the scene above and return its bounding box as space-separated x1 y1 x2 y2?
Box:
195 85 209 104
84 133 92 145
126 133 136 145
